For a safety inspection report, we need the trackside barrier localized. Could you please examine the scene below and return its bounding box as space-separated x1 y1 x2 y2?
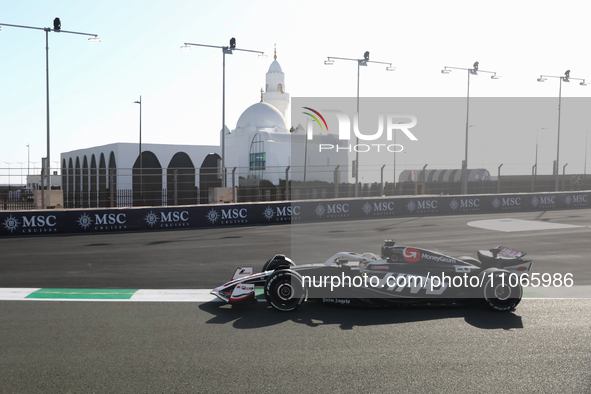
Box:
0 191 589 236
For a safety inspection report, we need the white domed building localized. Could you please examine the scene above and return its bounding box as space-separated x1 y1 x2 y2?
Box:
225 50 348 185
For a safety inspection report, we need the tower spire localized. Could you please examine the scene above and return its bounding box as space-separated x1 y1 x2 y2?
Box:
260 88 264 102
274 43 277 60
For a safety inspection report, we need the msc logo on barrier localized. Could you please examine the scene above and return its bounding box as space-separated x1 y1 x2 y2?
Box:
406 199 438 214
565 194 588 207
206 208 248 224
492 197 522 211
314 203 350 219
531 196 556 209
449 198 480 212
362 201 395 216
144 210 190 228
262 206 300 222
77 213 127 231
3 214 58 233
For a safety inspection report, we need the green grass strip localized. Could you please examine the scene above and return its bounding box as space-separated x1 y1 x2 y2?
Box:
254 288 266 300
26 288 138 300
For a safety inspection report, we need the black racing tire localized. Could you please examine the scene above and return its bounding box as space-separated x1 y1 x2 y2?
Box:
264 269 306 312
481 271 522 312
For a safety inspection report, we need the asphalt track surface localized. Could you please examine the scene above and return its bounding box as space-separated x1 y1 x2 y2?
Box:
2 209 591 288
1 209 591 393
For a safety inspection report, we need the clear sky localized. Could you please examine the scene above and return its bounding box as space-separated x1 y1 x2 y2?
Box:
2 0 591 181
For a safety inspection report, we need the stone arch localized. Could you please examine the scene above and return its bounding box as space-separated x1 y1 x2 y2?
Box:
67 158 74 208
167 152 196 206
75 157 81 208
90 154 97 207
199 153 222 204
82 156 89 208
99 153 107 207
108 151 117 206
133 151 162 206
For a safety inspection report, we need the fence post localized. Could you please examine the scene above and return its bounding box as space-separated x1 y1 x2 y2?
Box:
109 169 115 208
380 164 386 196
334 165 340 198
40 164 45 209
174 169 178 205
285 166 290 201
497 164 503 193
232 167 237 203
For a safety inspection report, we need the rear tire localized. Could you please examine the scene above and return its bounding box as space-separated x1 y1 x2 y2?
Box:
482 271 522 311
265 269 306 312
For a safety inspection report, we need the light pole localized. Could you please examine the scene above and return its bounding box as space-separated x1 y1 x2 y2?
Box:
535 127 547 177
391 121 405 193
442 62 499 194
134 96 142 205
585 131 591 178
537 70 588 191
181 38 265 187
4 162 12 189
17 162 25 186
26 144 30 176
0 19 100 204
325 52 395 198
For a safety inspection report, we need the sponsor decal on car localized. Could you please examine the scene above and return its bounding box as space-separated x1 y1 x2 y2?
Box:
402 247 421 263
369 265 391 270
419 252 458 264
322 298 351 304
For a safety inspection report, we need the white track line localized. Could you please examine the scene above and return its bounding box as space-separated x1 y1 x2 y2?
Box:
0 287 589 301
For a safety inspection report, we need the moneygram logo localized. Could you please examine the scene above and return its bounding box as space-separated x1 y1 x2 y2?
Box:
303 108 418 153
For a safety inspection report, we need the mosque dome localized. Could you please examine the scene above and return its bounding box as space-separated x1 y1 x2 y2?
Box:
236 102 287 131
267 59 283 73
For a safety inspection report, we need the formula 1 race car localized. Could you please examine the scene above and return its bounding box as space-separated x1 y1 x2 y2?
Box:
210 241 533 312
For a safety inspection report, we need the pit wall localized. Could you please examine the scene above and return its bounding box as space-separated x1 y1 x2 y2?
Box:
1 191 589 236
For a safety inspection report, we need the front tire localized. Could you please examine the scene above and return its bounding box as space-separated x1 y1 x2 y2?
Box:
264 269 306 312
482 271 522 311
